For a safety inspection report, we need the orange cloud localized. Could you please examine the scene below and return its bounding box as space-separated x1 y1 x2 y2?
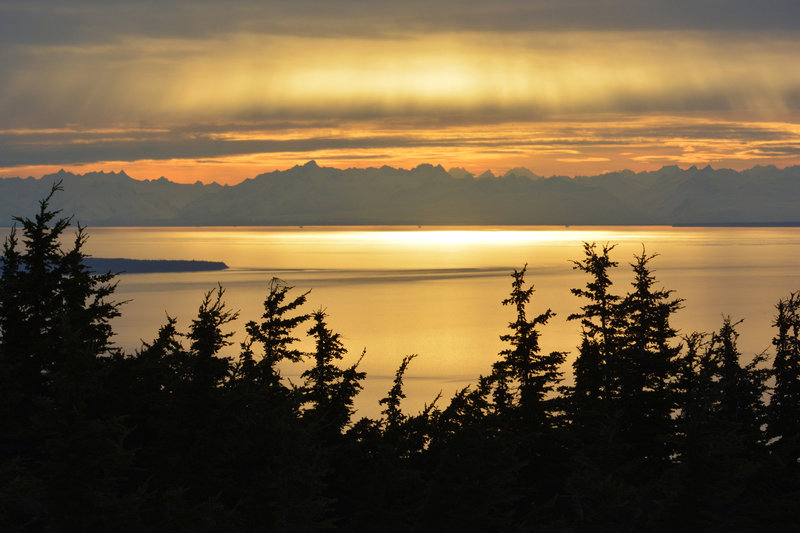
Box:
3 113 799 183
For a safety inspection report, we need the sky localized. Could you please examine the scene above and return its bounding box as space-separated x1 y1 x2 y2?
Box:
1 0 799 184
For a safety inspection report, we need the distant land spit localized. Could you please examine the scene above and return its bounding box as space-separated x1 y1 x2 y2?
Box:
84 258 228 274
2 161 799 226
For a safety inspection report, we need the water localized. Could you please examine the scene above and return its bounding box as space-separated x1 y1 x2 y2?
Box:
25 226 800 416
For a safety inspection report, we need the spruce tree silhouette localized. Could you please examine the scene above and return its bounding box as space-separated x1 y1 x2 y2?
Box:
185 285 237 391
0 181 120 401
239 277 310 390
668 318 771 529
615 250 683 465
0 183 140 531
303 310 366 433
496 265 564 425
769 292 800 451
568 242 622 407
380 353 417 435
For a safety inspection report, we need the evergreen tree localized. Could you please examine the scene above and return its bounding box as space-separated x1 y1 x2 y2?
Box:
380 353 417 435
185 285 237 391
431 375 495 442
769 292 800 451
615 250 683 463
0 183 139 530
712 318 769 438
0 182 120 400
568 242 622 405
238 277 310 389
667 319 770 529
227 281 334 532
135 315 185 392
562 243 627 529
496 265 564 424
562 245 685 529
303 310 366 433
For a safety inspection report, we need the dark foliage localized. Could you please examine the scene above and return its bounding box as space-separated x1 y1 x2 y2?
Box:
1 192 799 531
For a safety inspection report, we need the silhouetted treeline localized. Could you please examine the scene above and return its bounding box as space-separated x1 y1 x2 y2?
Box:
2 187 800 532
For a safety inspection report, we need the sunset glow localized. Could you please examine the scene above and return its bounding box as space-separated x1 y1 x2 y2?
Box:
1 1 799 182
3 113 800 184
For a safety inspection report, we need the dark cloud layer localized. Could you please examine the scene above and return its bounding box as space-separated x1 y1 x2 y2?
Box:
1 0 798 47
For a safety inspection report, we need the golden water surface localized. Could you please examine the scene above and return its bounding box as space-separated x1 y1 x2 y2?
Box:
79 225 800 416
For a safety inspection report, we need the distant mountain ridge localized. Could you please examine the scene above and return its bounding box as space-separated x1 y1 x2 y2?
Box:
1 162 799 226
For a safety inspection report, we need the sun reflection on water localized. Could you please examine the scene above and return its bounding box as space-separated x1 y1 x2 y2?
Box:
264 226 670 247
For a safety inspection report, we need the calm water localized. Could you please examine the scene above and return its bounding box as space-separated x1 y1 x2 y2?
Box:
41 226 800 415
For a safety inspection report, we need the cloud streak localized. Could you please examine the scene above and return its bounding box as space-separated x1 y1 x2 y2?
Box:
2 116 799 182
1 0 798 46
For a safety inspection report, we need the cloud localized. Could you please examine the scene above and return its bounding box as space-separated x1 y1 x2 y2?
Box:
2 31 799 131
1 1 798 47
1 1 798 178
556 157 611 163
1 115 798 174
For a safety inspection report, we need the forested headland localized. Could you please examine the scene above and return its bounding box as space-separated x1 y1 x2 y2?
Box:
2 187 800 532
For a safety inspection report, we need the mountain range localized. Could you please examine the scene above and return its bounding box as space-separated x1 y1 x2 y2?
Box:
1 161 799 226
